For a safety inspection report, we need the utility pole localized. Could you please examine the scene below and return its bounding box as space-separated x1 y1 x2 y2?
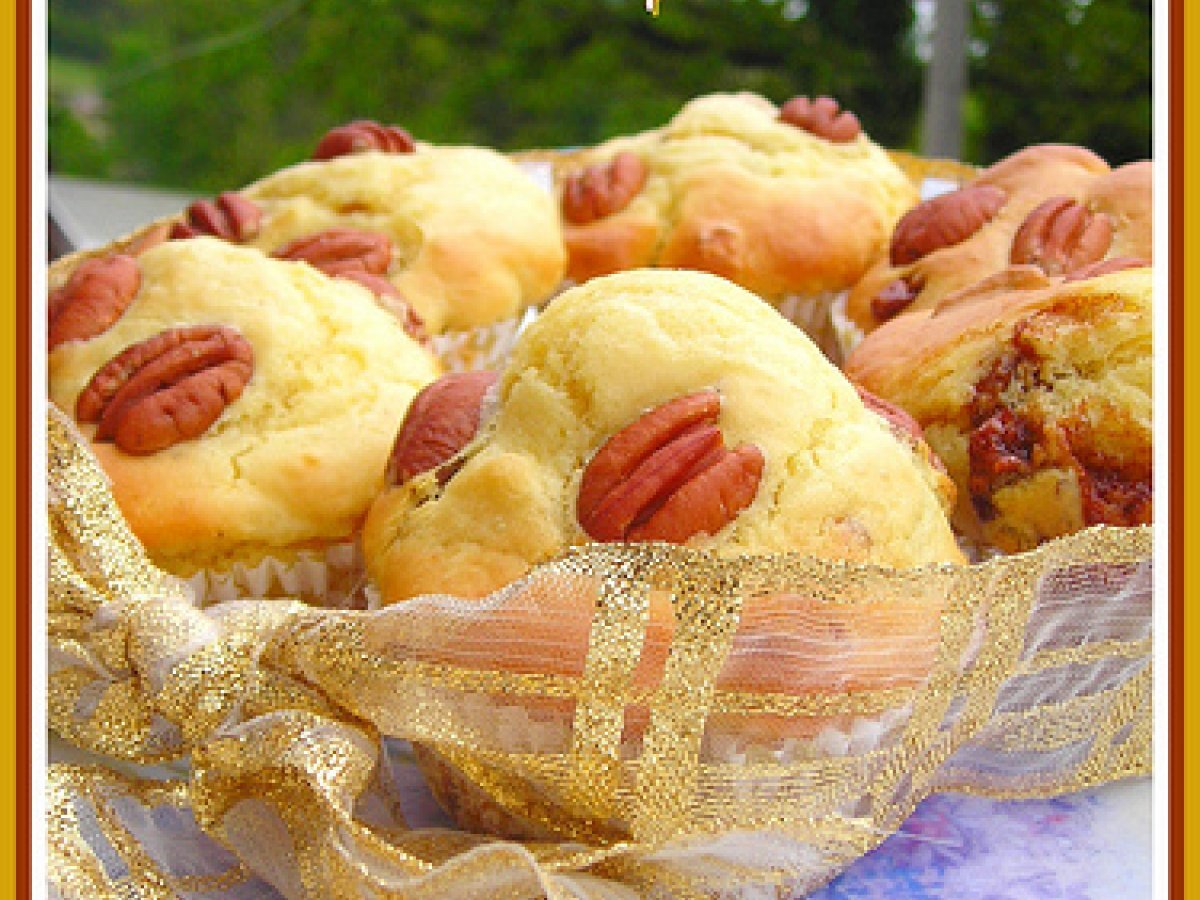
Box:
921 0 969 159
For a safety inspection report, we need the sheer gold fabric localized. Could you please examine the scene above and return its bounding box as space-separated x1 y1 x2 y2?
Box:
45 404 1151 898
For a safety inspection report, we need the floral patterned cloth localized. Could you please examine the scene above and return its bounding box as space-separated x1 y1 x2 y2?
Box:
810 779 1151 900
377 739 1151 899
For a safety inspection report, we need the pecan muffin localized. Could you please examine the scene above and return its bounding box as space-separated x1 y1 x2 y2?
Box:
840 145 1152 354
48 237 440 604
362 269 963 605
550 92 919 354
167 126 566 336
845 265 1152 553
406 556 947 839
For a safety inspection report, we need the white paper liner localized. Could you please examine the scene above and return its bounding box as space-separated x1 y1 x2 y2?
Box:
409 693 913 840
775 290 847 365
183 539 366 609
429 305 544 374
516 159 556 196
828 291 867 366
920 176 964 201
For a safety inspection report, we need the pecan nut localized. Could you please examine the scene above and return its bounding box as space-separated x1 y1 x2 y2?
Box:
855 385 925 445
170 192 262 242
1010 196 1113 276
577 391 764 543
385 370 498 487
312 119 416 160
76 325 254 455
48 254 141 351
272 228 393 278
890 184 1007 266
338 271 429 344
870 274 923 322
123 222 172 256
855 384 948 477
1063 255 1149 282
562 151 648 225
779 95 861 142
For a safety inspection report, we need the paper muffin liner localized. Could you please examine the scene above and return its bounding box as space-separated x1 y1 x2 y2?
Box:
427 305 545 374
406 686 914 841
828 291 867 366
886 150 979 194
775 290 850 365
182 539 368 609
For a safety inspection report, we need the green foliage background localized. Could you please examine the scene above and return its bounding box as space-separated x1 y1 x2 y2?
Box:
48 0 1151 193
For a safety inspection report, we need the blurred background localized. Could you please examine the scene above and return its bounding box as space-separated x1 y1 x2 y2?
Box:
47 0 1151 194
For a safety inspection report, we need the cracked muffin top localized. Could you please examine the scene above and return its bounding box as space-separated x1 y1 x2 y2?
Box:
552 93 917 333
364 268 963 604
843 145 1151 344
845 265 1152 552
48 237 440 574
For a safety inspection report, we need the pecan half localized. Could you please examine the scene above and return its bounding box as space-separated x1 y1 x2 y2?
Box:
338 271 429 344
855 385 925 445
1010 197 1113 276
855 384 948 478
577 391 764 543
272 228 392 278
170 192 262 242
1063 256 1150 282
890 184 1007 266
312 119 416 161
48 254 141 351
385 370 498 487
779 95 861 142
562 152 648 225
123 223 172 256
870 274 923 322
76 325 254 455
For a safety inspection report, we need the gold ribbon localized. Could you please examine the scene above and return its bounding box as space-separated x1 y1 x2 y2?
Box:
46 405 1152 898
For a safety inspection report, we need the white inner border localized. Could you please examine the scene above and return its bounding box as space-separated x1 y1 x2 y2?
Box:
27 3 1171 896
31 1 50 896
1151 1 1170 897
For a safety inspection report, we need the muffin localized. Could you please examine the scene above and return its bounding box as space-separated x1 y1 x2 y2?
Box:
48 237 441 604
165 120 567 336
841 145 1152 355
845 265 1152 553
551 93 919 353
363 269 963 605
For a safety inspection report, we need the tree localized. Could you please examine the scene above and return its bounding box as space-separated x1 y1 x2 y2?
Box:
86 0 923 190
48 0 1152 189
970 0 1151 165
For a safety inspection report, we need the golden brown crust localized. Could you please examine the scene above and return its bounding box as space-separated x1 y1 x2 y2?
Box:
562 198 661 283
555 93 918 318
653 165 890 299
48 238 440 570
1087 160 1154 259
51 144 569 337
845 267 1152 552
845 145 1151 338
241 147 567 334
364 269 964 606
